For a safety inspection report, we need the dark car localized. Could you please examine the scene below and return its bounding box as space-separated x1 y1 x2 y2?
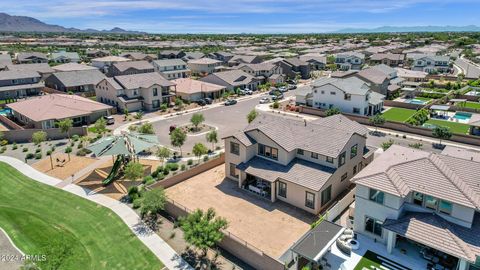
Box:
288 84 297 90
196 99 206 106
271 93 284 100
224 99 237 106
204 98 213 104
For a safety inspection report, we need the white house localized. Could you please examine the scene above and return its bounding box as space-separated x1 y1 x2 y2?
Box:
411 54 451 74
335 52 365 70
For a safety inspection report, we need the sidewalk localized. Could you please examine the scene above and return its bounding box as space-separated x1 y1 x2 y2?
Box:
0 156 193 270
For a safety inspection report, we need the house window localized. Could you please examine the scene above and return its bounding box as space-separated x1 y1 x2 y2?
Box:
413 192 424 206
353 165 357 174
353 108 361 114
321 90 325 94
341 172 348 182
344 94 351 100
350 144 358 159
439 200 452 215
369 188 384 204
305 192 315 209
258 144 278 160
230 142 240 155
311 152 318 159
330 91 336 95
365 216 383 236
278 182 287 198
338 152 346 167
229 163 239 178
153 88 158 96
425 195 438 210
321 185 332 206
326 156 334 163
297 149 304 155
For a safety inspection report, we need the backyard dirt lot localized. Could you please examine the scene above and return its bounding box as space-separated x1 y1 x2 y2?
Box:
166 165 316 259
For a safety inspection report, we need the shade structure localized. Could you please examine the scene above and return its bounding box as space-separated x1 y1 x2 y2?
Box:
87 132 159 157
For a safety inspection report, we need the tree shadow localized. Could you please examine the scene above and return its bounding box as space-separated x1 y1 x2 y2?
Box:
181 247 224 270
369 130 386 137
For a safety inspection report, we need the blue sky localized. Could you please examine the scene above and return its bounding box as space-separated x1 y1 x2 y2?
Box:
2 0 480 33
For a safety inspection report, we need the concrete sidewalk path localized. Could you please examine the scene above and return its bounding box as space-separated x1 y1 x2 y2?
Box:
0 156 193 270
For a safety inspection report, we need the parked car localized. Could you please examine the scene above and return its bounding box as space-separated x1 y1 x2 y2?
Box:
288 84 297 90
271 94 284 100
103 115 115 125
224 99 238 106
197 99 206 106
259 97 270 104
279 86 288 92
204 98 213 104
238 89 253 95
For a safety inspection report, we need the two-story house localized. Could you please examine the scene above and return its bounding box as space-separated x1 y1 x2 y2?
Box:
187 58 222 76
152 59 190 80
208 51 234 64
108 60 155 77
223 113 373 215
158 50 186 60
411 54 451 74
227 55 262 67
0 70 43 99
354 67 390 96
351 145 480 270
237 63 284 84
335 52 365 71
200 70 261 91
15 52 48 64
45 69 105 93
300 77 384 116
91 56 131 73
370 53 405 67
95 72 176 112
120 52 157 62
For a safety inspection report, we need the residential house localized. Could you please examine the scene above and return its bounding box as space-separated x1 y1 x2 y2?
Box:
411 54 451 74
95 72 176 112
120 52 157 62
237 63 283 84
284 58 311 79
227 55 262 66
351 145 480 270
0 70 43 99
52 63 98 72
396 68 428 82
264 57 304 80
182 52 205 61
5 63 54 80
45 69 105 93
108 60 155 77
91 56 131 73
200 70 261 91
187 58 222 76
173 78 225 101
299 55 327 70
16 52 48 64
50 51 80 63
86 49 110 59
208 51 234 63
7 94 111 129
370 53 405 67
354 67 390 96
335 52 365 70
298 77 384 116
152 59 190 79
158 50 186 59
223 113 373 215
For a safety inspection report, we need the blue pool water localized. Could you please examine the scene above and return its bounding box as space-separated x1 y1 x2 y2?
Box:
409 99 427 105
0 108 11 116
453 112 472 121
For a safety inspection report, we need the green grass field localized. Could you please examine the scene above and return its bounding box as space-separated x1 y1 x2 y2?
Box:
461 102 480 110
425 119 471 134
354 250 383 270
0 162 163 270
382 108 417 122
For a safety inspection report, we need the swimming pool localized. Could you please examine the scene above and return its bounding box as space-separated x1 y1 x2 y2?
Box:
453 112 472 121
406 99 427 105
0 108 11 116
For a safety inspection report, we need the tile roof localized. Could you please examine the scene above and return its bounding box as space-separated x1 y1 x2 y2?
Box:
383 212 480 262
238 63 276 71
49 69 105 87
6 63 54 74
442 146 480 163
0 70 40 80
312 76 371 95
50 51 80 60
206 70 255 86
53 63 98 72
113 60 154 72
114 72 175 89
91 56 130 62
17 52 48 61
172 78 224 94
0 54 12 66
356 68 389 84
7 94 111 122
237 156 335 191
153 59 187 67
371 64 397 76
370 53 405 61
352 145 480 209
188 58 222 65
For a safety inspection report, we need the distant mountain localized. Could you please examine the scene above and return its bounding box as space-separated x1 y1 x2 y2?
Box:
0 13 145 34
335 25 480 33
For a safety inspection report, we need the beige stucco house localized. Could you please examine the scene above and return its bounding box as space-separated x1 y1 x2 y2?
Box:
223 113 373 215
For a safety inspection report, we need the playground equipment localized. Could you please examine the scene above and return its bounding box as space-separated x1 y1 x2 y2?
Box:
102 155 124 185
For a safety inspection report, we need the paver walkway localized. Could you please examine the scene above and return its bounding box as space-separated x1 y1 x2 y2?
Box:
0 156 193 270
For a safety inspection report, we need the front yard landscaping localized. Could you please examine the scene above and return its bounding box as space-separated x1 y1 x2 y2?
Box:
0 162 163 270
425 119 471 134
382 108 417 123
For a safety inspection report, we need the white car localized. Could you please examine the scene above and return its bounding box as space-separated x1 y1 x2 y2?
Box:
259 97 270 104
103 115 115 125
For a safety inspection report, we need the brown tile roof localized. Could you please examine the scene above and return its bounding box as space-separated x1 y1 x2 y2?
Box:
114 72 175 89
112 60 154 72
356 68 389 84
352 145 480 209
172 78 224 94
7 94 111 122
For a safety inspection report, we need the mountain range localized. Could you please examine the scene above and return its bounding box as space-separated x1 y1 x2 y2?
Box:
335 25 480 33
0 13 145 34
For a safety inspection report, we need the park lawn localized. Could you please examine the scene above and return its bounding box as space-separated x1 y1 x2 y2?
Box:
462 102 480 110
426 119 471 134
0 162 163 270
382 108 417 123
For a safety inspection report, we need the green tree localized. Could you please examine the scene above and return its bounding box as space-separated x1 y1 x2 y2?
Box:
139 188 167 218
124 161 144 180
179 208 228 256
156 146 170 166
32 131 47 145
369 114 386 133
326 107 341 116
192 143 208 163
93 117 107 135
246 109 258 123
138 123 155 134
57 118 73 141
190 113 205 131
170 128 187 156
206 130 218 150
432 126 452 145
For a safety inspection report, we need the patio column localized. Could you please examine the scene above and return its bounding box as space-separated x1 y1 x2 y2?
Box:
270 181 276 202
458 259 468 270
386 230 396 254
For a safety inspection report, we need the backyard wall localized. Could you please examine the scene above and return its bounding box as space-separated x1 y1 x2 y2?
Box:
383 100 424 110
0 115 24 130
2 126 88 143
326 188 356 222
299 106 480 146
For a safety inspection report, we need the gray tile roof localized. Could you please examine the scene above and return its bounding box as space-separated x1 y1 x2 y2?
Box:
183 52 205 60
113 60 154 72
237 156 336 191
356 68 389 84
371 64 396 76
17 52 48 61
238 63 275 72
208 70 255 86
383 212 480 262
0 70 40 81
153 59 187 67
114 72 175 89
352 145 480 210
228 55 259 64
53 63 98 72
284 57 308 67
50 69 105 87
370 53 404 61
50 51 80 60
6 63 54 74
312 77 371 95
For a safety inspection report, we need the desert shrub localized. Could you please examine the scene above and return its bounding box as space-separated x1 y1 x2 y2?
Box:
35 153 42 159
26 153 34 159
22 147 28 152
187 159 193 166
181 164 186 171
65 146 72 153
